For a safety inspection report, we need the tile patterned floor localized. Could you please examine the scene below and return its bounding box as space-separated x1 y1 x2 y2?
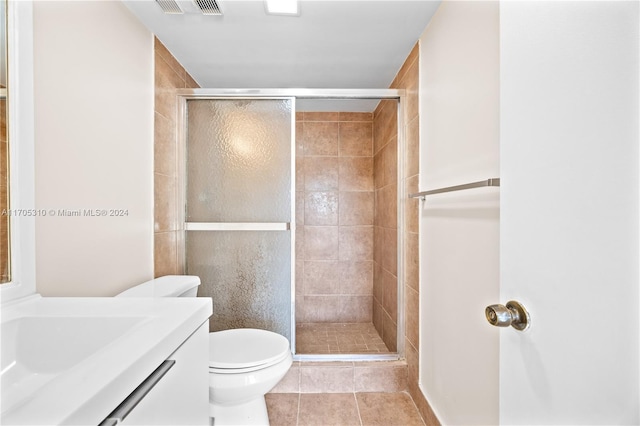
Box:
266 392 425 426
296 323 391 354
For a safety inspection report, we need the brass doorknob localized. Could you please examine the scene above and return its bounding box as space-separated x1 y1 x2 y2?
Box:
485 300 530 331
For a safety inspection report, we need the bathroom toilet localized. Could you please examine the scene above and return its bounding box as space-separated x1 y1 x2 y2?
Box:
116 275 293 426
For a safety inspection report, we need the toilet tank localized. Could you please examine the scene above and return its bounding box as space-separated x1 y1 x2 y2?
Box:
116 275 201 298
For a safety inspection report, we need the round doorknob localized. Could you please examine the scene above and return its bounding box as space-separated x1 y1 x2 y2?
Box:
485 304 513 327
485 300 530 331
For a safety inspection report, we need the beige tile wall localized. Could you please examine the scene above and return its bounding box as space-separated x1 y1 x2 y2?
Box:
372 99 399 352
295 112 375 323
392 43 441 425
154 38 199 277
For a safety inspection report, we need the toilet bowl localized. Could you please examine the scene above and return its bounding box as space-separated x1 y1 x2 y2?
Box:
208 328 293 425
116 275 292 426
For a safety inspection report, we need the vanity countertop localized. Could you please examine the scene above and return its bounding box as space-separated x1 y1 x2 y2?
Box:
0 295 212 425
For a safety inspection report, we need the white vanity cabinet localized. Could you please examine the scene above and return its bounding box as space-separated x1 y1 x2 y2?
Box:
101 322 210 426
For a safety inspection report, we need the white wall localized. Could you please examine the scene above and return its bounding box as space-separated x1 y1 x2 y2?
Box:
500 2 639 423
418 1 500 424
33 1 154 296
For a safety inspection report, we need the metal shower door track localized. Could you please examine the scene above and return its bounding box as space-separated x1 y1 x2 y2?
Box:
176 88 404 100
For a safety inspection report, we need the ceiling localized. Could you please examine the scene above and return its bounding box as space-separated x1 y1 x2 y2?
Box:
123 0 441 111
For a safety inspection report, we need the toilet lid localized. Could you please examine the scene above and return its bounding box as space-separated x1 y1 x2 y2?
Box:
209 328 290 370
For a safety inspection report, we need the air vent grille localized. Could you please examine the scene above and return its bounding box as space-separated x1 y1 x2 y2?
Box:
155 0 183 14
194 0 223 15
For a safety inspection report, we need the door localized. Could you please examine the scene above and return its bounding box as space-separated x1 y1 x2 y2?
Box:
184 98 295 342
500 2 638 423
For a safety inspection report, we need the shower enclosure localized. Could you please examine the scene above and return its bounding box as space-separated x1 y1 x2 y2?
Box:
177 89 404 360
183 98 294 342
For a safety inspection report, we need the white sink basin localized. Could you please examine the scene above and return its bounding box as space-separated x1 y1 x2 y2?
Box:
3 316 145 374
1 316 147 413
0 296 212 425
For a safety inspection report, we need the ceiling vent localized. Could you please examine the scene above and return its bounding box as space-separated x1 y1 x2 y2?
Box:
155 0 183 14
193 0 223 15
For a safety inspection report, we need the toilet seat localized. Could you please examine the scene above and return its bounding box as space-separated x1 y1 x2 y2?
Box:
209 328 291 374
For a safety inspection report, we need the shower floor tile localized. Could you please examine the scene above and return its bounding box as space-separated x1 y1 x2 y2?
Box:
296 322 391 354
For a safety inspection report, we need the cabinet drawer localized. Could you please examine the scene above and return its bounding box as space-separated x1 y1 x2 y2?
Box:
101 322 209 425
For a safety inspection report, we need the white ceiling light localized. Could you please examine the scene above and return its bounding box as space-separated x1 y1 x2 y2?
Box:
265 0 299 16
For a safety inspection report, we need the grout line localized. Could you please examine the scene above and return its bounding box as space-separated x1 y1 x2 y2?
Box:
403 390 427 426
353 392 364 426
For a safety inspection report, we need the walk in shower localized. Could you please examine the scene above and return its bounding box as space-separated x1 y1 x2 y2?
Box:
178 89 404 360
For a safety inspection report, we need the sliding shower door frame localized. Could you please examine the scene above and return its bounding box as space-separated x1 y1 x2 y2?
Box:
176 89 406 362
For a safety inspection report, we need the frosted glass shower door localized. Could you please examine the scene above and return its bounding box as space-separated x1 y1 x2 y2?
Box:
185 98 294 341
